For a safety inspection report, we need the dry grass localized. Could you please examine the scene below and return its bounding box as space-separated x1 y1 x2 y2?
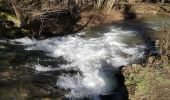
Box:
94 0 117 13
159 27 170 56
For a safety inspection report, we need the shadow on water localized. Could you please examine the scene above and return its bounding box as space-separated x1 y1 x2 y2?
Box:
97 20 157 100
98 67 129 100
0 19 157 100
113 20 157 55
0 43 67 99
0 43 129 100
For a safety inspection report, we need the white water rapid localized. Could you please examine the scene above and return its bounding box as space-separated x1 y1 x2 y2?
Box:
11 26 146 98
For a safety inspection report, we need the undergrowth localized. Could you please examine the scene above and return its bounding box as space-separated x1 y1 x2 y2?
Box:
123 27 170 100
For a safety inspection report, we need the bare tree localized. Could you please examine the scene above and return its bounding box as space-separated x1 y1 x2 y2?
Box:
161 0 165 3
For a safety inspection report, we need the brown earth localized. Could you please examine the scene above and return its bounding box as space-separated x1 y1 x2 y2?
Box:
78 10 126 27
122 56 170 100
131 3 170 14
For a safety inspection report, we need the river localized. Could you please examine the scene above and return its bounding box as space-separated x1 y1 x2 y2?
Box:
0 14 170 100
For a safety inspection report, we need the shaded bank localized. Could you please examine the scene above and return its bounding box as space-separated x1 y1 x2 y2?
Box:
121 18 170 100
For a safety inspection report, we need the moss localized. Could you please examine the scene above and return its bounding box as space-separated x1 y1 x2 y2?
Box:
125 56 170 100
155 70 170 84
21 29 31 35
135 79 149 95
0 12 19 26
126 68 150 94
0 1 19 26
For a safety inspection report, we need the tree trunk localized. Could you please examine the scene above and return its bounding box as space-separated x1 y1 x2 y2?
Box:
161 0 165 3
11 3 25 27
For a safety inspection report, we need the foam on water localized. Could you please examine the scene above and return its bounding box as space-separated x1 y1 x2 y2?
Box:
34 64 58 72
11 26 146 98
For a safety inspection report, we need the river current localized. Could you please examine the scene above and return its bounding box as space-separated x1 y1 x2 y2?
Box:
11 25 145 98
0 14 170 99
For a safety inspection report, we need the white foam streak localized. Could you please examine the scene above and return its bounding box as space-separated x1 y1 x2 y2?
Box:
11 37 35 45
34 64 57 72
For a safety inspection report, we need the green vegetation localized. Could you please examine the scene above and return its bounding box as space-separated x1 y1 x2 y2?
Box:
124 63 170 99
123 28 170 100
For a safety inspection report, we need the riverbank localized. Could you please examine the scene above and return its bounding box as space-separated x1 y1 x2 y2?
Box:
123 28 170 100
123 62 170 100
0 1 170 38
79 3 170 28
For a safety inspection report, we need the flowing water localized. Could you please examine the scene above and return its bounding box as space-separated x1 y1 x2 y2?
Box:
0 14 170 100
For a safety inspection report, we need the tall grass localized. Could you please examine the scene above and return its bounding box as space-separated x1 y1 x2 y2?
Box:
94 0 117 13
103 0 116 12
